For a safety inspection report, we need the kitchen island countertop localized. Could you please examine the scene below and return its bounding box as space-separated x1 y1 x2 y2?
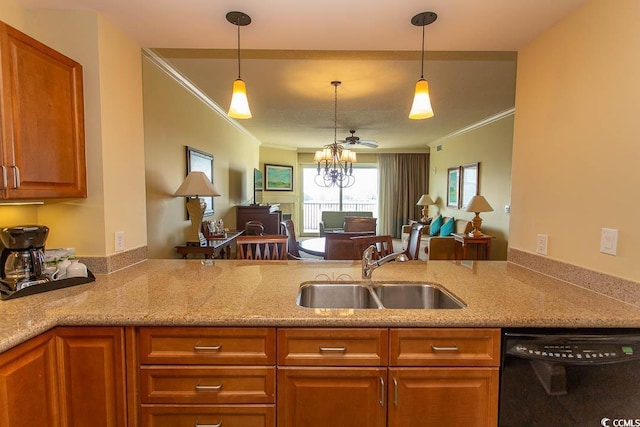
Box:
2 259 640 352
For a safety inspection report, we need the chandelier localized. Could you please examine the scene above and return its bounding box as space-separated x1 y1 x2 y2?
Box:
314 81 357 188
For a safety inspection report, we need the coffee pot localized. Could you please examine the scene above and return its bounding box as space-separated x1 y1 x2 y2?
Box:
0 225 50 291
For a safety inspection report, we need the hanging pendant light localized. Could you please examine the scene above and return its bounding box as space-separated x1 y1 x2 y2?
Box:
409 11 437 120
226 11 252 119
314 81 356 189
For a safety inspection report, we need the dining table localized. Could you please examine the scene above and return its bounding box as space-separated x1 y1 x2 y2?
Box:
298 237 326 258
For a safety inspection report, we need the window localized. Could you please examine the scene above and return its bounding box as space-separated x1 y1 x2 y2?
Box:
301 166 378 234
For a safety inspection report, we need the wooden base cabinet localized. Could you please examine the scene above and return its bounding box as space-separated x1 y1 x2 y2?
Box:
388 368 499 427
0 330 59 427
277 368 387 427
137 327 277 427
0 327 127 427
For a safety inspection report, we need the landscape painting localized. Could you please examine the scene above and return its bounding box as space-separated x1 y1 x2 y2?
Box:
265 164 293 191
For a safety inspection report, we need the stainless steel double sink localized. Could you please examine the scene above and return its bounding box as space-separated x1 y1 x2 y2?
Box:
296 281 466 309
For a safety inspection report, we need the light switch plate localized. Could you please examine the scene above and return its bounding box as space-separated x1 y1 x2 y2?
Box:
600 228 618 256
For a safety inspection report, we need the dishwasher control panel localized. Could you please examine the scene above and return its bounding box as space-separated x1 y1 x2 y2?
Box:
507 341 640 363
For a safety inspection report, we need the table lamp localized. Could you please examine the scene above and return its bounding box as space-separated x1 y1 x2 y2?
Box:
174 171 221 246
416 194 435 223
465 195 493 237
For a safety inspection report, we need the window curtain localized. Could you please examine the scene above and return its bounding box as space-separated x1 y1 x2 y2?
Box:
378 153 429 238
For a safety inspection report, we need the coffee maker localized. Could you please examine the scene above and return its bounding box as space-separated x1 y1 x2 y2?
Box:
0 225 50 292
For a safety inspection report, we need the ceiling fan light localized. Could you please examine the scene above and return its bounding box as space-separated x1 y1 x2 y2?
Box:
228 78 252 119
409 78 434 120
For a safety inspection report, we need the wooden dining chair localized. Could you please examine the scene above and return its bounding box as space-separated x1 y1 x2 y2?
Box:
343 216 377 233
280 219 302 259
236 235 287 260
351 234 394 260
324 231 375 260
403 223 425 260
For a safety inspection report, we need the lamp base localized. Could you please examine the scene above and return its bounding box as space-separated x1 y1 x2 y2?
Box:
469 213 484 237
185 197 207 245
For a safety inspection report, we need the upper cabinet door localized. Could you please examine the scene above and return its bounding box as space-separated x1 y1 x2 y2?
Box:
0 21 86 199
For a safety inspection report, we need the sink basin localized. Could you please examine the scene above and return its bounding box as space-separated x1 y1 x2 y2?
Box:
371 282 466 309
297 282 381 309
296 281 465 309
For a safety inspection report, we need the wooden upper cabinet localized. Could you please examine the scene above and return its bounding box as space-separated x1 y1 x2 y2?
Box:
0 21 86 199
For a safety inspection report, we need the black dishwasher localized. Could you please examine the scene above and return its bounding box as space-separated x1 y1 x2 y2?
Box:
500 328 640 427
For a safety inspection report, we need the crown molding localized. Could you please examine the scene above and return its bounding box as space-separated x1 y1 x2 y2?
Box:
429 107 515 147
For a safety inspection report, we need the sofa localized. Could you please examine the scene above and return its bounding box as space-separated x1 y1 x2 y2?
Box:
401 216 473 260
319 211 373 236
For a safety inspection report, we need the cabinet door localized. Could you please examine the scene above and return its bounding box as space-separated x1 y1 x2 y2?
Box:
56 327 127 427
388 367 499 427
277 367 386 427
0 330 59 427
0 22 86 199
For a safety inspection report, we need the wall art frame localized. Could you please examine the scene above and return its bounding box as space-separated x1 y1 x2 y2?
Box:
447 166 461 208
460 162 480 209
264 164 293 191
186 146 215 216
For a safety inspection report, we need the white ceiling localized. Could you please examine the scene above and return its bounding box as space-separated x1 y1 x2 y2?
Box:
16 0 589 151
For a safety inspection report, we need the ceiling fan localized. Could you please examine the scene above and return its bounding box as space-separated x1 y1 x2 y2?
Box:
338 130 379 148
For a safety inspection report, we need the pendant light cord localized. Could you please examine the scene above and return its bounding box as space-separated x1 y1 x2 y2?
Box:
420 19 425 79
236 20 241 79
334 83 338 144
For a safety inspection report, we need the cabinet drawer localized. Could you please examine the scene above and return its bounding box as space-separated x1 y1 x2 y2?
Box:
140 405 275 427
138 327 276 365
140 366 275 404
277 328 388 366
389 328 500 367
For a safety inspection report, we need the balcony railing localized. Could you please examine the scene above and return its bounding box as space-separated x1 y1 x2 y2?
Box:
302 202 378 234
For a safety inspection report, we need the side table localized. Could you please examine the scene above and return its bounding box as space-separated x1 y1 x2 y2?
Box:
452 233 494 260
175 230 243 259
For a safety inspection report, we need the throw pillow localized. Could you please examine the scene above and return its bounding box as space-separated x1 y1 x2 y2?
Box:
439 217 455 236
429 215 443 236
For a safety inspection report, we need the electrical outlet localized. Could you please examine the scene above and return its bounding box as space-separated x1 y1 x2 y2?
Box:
536 234 548 255
600 228 618 256
115 231 125 252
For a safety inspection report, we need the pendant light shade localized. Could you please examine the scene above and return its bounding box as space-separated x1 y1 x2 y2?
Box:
226 11 252 119
409 11 437 120
229 78 252 119
409 78 434 119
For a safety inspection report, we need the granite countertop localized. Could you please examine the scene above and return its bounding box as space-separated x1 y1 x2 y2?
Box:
2 259 640 353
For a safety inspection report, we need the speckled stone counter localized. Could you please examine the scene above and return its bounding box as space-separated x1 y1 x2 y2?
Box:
2 259 640 352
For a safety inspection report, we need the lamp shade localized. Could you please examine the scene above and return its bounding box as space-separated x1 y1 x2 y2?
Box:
408 79 434 120
416 194 435 206
174 171 222 197
465 195 493 213
228 78 252 119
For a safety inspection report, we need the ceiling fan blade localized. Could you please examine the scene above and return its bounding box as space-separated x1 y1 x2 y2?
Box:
359 140 379 148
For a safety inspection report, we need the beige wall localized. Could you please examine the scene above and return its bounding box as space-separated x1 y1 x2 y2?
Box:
0 5 146 258
510 0 639 281
428 116 514 260
143 57 260 259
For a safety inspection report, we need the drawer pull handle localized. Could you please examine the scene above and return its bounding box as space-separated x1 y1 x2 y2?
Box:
0 165 6 189
319 346 346 353
431 345 459 352
393 377 398 406
194 421 221 427
195 383 223 391
194 344 222 351
379 377 385 407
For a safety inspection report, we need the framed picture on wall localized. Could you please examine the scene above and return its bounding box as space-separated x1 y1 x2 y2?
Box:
186 146 215 216
460 162 479 209
447 166 461 208
265 164 293 191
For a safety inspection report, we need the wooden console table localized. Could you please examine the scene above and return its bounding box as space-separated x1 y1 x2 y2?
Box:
452 233 494 260
176 231 243 259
